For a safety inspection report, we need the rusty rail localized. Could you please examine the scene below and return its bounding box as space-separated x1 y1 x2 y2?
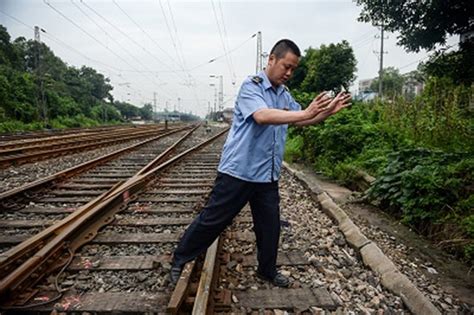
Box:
0 125 185 168
0 126 191 206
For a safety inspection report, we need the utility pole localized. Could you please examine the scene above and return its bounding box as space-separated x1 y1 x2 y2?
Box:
177 97 181 121
373 23 388 98
256 31 262 73
218 76 223 112
378 23 384 97
34 26 48 126
153 92 157 122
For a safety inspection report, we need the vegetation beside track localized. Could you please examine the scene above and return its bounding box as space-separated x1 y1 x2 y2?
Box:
285 43 473 264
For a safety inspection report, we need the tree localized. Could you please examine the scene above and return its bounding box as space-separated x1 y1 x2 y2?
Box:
356 0 474 84
370 67 405 99
140 103 153 120
0 25 21 67
421 40 474 85
287 41 357 93
356 0 472 52
113 101 139 119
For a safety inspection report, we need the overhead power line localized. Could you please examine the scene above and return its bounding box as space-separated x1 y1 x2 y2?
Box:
189 33 257 71
0 8 157 104
111 0 183 73
211 0 236 84
70 0 157 78
43 0 142 76
217 0 236 84
77 0 179 97
158 0 201 106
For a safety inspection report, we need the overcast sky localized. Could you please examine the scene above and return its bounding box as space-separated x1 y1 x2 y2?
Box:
0 0 458 117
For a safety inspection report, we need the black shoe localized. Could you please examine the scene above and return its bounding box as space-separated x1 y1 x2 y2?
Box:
257 272 290 287
170 265 183 285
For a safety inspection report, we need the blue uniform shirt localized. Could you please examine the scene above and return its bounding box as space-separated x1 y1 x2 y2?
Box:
218 71 302 183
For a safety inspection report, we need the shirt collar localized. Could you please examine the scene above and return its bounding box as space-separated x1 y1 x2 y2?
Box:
259 71 285 95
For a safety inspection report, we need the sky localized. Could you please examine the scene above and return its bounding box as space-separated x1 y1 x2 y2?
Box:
0 0 458 117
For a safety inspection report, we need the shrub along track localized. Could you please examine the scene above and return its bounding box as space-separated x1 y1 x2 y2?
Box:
0 123 185 168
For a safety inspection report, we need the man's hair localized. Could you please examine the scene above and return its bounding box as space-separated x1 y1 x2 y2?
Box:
270 39 301 59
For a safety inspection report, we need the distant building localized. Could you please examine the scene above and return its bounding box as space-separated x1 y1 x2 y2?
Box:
359 78 375 93
403 71 424 97
222 107 234 123
357 70 424 101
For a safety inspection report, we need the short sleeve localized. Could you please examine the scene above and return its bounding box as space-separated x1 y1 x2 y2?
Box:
237 81 269 121
288 94 301 111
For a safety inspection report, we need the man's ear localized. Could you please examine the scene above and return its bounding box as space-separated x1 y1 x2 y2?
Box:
268 54 276 67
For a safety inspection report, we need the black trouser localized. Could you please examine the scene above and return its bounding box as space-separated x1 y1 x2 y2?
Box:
172 172 281 279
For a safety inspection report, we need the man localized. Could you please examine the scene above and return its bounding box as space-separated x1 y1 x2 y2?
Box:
171 39 351 287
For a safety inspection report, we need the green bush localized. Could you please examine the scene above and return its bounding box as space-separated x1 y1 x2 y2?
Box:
285 78 473 263
284 134 304 162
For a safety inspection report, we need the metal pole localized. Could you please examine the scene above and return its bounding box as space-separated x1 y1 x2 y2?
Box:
218 75 223 112
256 31 262 73
153 92 157 122
378 24 384 97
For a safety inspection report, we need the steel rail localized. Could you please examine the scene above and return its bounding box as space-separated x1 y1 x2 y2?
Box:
0 125 198 280
0 124 134 143
0 127 229 306
0 126 191 205
0 127 185 168
0 126 164 153
192 238 220 314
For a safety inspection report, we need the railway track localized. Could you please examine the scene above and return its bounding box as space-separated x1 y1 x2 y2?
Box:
0 124 132 142
0 124 427 314
0 125 229 313
0 123 183 168
0 122 355 314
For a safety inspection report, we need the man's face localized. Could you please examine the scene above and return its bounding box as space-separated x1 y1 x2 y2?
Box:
266 51 299 86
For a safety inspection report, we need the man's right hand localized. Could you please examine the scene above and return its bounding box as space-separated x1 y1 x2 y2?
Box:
304 92 332 119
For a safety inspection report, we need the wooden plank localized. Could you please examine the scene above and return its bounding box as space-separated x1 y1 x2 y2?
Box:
136 197 202 203
0 234 29 245
234 287 338 310
40 197 90 203
52 190 106 196
159 183 213 188
167 261 196 314
193 238 219 314
114 217 192 226
58 183 113 190
160 179 214 184
92 232 180 244
124 207 195 214
70 178 119 184
78 174 131 178
21 207 76 214
69 255 171 270
28 291 168 313
143 190 210 195
0 219 54 228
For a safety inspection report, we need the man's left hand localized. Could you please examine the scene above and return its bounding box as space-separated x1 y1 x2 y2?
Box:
323 92 352 115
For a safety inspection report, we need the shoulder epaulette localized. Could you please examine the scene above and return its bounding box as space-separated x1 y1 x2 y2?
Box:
251 76 263 84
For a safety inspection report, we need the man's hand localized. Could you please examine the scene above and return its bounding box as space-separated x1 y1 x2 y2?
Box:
304 92 332 119
321 92 352 115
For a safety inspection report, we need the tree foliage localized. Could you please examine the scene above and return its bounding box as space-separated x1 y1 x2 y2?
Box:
0 25 150 130
356 0 474 84
369 67 405 98
355 0 473 52
287 40 356 94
